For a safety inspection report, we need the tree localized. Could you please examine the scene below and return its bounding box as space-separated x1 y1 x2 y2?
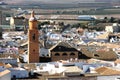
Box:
117 19 120 24
109 17 115 23
71 23 81 28
58 22 64 26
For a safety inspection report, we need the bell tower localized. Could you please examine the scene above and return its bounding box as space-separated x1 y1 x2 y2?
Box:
28 11 39 63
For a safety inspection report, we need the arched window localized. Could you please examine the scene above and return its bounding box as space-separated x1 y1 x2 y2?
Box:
62 53 67 56
94 54 99 57
55 53 60 56
70 53 75 56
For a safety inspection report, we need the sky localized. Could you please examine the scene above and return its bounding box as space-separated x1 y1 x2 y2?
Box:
1 0 96 4
1 0 120 4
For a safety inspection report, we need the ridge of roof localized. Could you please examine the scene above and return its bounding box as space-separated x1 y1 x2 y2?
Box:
49 41 77 51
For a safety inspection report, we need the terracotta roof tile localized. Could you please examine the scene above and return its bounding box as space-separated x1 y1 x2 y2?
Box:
96 32 109 39
101 69 120 75
95 67 108 73
64 66 82 73
0 62 4 66
0 70 10 77
114 59 120 64
95 67 120 75
4 63 12 68
49 41 76 51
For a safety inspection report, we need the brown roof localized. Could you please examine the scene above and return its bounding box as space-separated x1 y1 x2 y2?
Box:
95 67 120 75
0 54 18 59
87 59 102 64
4 63 12 68
95 67 108 73
87 41 120 49
49 41 76 51
81 46 117 60
0 62 4 66
114 59 120 64
96 32 110 39
0 70 11 77
64 66 82 73
23 63 36 71
109 33 120 38
101 69 120 75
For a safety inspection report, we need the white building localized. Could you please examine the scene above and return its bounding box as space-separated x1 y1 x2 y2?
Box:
0 63 28 79
105 23 120 33
9 67 28 78
97 75 120 80
105 26 114 33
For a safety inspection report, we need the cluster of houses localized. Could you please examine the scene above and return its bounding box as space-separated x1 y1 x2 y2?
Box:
0 24 120 79
0 13 120 79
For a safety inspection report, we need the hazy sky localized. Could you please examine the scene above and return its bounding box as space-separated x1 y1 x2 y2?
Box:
2 0 119 4
2 0 95 4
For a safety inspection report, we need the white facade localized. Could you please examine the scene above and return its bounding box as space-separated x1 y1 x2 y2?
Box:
105 24 119 33
105 26 113 33
9 68 28 78
97 75 120 80
34 63 65 75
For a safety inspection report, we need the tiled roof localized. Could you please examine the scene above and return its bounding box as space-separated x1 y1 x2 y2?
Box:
81 45 117 60
64 66 82 73
109 33 120 38
0 54 18 59
23 63 36 71
49 41 76 51
101 69 120 75
114 59 120 64
96 32 110 39
95 67 120 75
0 70 10 77
87 58 102 64
0 62 4 66
87 41 120 49
95 67 108 73
57 41 73 48
4 63 12 68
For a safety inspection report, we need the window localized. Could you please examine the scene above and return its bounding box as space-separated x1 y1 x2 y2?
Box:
55 53 60 56
62 53 67 56
33 49 35 52
70 53 75 56
32 33 35 40
94 54 99 57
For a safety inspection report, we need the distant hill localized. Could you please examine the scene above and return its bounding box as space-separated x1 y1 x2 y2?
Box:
3 0 95 5
3 0 120 5
2 0 120 9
